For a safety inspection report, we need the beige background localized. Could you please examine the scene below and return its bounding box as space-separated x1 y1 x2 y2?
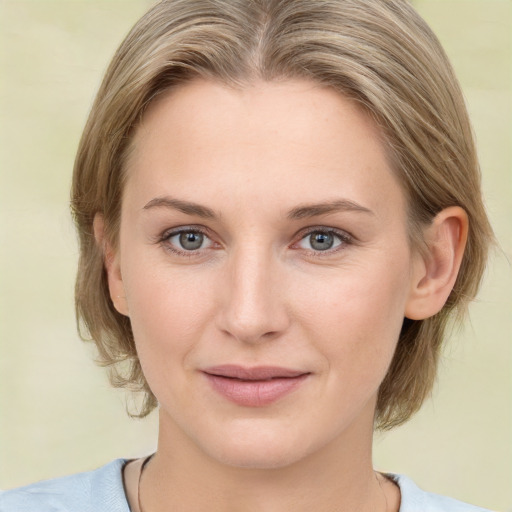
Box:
0 1 510 510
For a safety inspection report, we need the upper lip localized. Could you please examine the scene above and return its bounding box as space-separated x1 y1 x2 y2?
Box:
203 365 309 381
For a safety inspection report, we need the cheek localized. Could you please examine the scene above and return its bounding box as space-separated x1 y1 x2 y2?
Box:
121 253 218 366
290 255 410 379
122 264 222 408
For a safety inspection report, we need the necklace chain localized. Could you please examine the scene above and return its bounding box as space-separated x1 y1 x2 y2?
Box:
137 454 153 512
137 456 389 512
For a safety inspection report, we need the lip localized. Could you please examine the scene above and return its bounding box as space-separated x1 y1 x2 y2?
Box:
202 365 310 407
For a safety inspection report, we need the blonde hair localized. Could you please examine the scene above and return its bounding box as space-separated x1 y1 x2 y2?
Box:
71 0 493 429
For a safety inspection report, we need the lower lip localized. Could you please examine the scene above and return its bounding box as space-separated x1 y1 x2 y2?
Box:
204 373 309 407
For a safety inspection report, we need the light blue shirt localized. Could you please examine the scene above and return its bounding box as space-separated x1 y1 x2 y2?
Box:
0 459 493 511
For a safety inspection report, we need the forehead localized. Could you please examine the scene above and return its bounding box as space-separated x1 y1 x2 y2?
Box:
124 79 406 219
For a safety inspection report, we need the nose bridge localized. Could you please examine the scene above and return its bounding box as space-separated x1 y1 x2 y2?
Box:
218 241 288 343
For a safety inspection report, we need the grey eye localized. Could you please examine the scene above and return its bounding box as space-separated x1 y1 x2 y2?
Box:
178 231 204 250
309 232 334 251
297 230 344 252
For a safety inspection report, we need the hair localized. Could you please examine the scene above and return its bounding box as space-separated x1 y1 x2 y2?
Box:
71 0 493 429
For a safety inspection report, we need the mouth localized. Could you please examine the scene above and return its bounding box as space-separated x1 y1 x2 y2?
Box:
202 365 311 407
204 365 308 380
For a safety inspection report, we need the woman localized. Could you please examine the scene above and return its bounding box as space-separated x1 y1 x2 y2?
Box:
0 0 496 510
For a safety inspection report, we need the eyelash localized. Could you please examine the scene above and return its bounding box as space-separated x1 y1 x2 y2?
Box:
294 227 353 258
158 226 214 258
157 225 354 258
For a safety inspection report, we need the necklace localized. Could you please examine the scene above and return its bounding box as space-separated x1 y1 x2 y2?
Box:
137 454 154 512
137 458 389 512
376 472 390 512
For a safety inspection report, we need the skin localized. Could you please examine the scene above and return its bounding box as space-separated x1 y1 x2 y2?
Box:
97 79 467 511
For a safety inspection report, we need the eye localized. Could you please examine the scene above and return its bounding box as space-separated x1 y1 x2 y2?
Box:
296 229 348 252
162 228 214 253
174 231 205 250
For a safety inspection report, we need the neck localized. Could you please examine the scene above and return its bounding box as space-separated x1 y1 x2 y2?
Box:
139 405 396 512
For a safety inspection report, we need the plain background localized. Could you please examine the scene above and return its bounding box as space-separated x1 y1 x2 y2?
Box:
0 1 510 510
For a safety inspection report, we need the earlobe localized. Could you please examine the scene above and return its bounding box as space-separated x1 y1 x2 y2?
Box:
93 214 129 316
405 206 468 320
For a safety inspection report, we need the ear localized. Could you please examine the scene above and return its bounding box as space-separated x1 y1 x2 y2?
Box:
405 206 468 320
93 213 129 316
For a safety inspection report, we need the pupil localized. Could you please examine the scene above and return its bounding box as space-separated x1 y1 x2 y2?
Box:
310 232 333 251
179 232 203 250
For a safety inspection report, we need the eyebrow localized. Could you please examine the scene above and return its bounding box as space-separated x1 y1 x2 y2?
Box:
143 196 217 218
142 196 373 220
287 199 374 219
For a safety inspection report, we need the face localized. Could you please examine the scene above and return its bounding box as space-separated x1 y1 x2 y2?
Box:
110 79 422 469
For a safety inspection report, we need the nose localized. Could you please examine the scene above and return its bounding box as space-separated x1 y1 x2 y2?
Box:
216 245 290 344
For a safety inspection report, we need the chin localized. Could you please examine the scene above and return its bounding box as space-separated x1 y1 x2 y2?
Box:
212 443 306 470
198 420 317 470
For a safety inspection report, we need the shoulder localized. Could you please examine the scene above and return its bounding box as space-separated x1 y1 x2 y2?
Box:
390 474 495 512
0 459 130 512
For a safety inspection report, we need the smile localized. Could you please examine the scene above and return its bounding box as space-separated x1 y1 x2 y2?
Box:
202 365 310 407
